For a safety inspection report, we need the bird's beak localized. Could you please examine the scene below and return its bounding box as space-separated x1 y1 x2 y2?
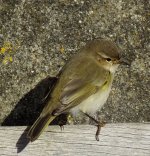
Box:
119 58 130 65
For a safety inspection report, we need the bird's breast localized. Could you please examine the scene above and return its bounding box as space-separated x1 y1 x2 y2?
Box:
70 82 112 116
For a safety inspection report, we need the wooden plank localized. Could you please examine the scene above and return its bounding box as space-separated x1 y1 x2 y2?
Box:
0 123 150 156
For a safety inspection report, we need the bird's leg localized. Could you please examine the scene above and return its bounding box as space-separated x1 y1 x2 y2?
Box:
83 112 106 141
59 123 64 131
58 114 75 131
51 113 70 131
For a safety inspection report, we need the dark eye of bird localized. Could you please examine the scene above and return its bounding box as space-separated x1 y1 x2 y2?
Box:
106 58 111 61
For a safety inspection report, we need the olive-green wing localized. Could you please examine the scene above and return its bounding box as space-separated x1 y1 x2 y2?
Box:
53 80 99 115
53 66 110 115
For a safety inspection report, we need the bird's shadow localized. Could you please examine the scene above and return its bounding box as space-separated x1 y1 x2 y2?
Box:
16 127 30 153
1 76 68 153
2 76 57 126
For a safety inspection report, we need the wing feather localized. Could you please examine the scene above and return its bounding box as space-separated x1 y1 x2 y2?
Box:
53 62 110 115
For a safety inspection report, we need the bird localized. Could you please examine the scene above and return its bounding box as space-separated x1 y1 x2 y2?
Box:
27 39 127 142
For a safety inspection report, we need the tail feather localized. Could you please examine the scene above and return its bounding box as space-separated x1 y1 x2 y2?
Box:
27 115 56 142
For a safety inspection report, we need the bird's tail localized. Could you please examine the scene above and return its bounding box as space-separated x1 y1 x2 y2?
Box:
27 114 56 142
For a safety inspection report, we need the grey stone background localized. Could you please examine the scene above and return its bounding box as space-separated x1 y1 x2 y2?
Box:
0 0 149 125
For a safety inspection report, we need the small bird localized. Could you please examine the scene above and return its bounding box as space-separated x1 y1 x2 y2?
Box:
27 39 128 142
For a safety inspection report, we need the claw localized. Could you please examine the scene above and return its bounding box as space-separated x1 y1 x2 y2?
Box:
95 125 101 141
95 136 99 141
81 111 107 141
95 121 106 141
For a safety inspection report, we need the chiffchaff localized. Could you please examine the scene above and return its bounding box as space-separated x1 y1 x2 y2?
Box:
27 39 128 142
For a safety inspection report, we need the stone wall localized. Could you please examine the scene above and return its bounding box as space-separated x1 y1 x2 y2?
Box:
0 0 149 125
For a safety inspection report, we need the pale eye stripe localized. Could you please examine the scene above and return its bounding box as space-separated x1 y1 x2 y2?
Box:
97 52 109 59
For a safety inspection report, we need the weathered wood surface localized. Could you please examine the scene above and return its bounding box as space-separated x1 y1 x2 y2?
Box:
0 123 150 156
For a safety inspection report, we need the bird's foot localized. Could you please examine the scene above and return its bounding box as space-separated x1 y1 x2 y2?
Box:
82 112 106 141
59 124 64 131
95 121 106 141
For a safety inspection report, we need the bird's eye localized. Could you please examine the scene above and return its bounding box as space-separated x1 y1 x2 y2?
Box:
106 58 111 61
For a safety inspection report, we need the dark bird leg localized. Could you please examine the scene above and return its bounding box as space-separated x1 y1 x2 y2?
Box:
83 112 106 141
51 113 69 131
59 124 64 131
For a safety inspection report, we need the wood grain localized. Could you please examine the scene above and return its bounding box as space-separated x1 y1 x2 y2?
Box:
0 123 150 156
